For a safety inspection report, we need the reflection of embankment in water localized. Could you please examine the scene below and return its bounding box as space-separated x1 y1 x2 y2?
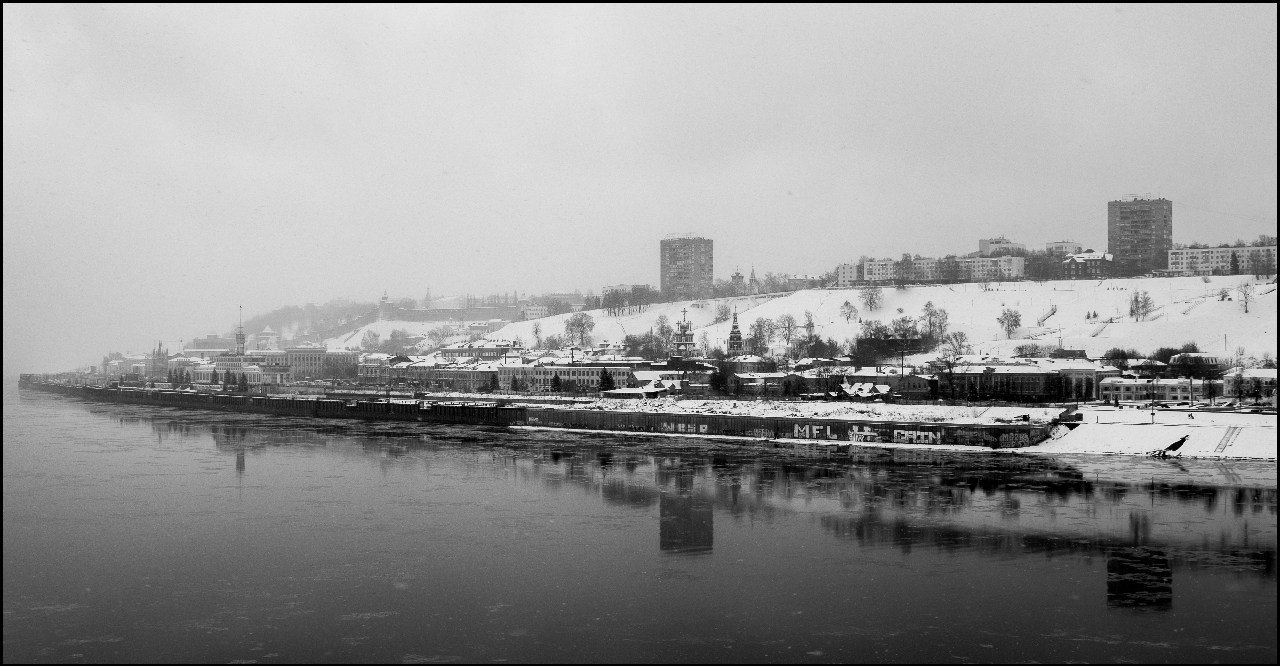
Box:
820 509 1270 569
91 405 1276 576
499 444 1277 574
1040 453 1277 490
659 461 714 555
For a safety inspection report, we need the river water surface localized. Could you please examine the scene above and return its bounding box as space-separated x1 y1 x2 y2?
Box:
4 381 1276 663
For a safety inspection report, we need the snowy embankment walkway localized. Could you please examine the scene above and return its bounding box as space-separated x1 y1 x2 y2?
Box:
570 397 1062 425
1026 406 1276 461
386 389 1276 461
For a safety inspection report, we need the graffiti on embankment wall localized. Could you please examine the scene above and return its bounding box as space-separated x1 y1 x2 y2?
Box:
524 408 1046 448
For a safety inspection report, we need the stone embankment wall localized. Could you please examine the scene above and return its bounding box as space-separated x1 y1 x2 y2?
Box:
20 380 1050 448
524 407 1046 448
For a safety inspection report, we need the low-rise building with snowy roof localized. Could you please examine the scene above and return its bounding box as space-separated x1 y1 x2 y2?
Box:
724 355 770 373
730 372 789 396
792 357 841 371
1168 352 1228 371
1223 367 1278 405
499 364 635 393
1125 358 1167 377
439 340 523 361
1098 377 1225 404
1061 250 1113 279
181 347 231 360
934 364 1059 401
1021 357 1123 398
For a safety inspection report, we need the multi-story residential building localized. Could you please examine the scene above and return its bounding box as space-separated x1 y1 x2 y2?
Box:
834 263 860 287
1166 245 1277 276
857 255 1025 283
891 258 942 282
660 234 713 300
1046 240 1083 255
519 303 548 320
979 237 1025 256
1108 197 1173 275
961 255 1024 280
1061 250 1113 279
861 258 898 282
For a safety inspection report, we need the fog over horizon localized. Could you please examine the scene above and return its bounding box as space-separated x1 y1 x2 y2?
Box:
4 4 1276 373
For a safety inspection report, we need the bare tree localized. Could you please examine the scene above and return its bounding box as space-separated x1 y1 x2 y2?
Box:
653 315 674 347
997 308 1022 339
426 325 452 348
564 312 595 347
918 301 949 344
1236 281 1254 313
930 344 970 400
942 331 971 356
890 315 918 340
840 300 858 323
714 302 732 324
858 285 883 311
747 317 776 356
1128 290 1155 321
777 314 799 348
531 322 542 349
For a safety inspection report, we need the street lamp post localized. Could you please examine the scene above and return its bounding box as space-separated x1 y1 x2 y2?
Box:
1150 377 1158 423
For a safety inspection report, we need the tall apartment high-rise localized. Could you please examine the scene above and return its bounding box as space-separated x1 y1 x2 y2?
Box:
1107 197 1173 275
659 234 713 300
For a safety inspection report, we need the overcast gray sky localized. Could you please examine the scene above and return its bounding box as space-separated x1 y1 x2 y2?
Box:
4 4 1276 372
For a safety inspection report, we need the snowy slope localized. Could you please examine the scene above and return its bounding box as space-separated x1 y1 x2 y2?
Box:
327 276 1276 358
483 276 1276 358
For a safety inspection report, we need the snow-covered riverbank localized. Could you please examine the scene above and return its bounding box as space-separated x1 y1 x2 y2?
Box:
567 396 1064 425
1026 406 1276 460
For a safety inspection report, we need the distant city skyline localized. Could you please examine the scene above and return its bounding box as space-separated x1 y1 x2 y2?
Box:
5 4 1276 371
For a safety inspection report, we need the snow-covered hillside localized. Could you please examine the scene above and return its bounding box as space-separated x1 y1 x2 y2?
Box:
331 276 1277 359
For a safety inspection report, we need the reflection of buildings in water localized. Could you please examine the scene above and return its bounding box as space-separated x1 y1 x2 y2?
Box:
1107 547 1173 611
95 402 1272 579
660 491 713 554
508 446 1275 574
1128 511 1152 545
658 462 713 554
600 476 660 509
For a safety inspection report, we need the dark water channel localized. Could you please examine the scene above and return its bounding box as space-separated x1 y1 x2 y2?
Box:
4 383 1276 663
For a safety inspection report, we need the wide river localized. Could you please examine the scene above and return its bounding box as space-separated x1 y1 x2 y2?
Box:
4 380 1276 663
